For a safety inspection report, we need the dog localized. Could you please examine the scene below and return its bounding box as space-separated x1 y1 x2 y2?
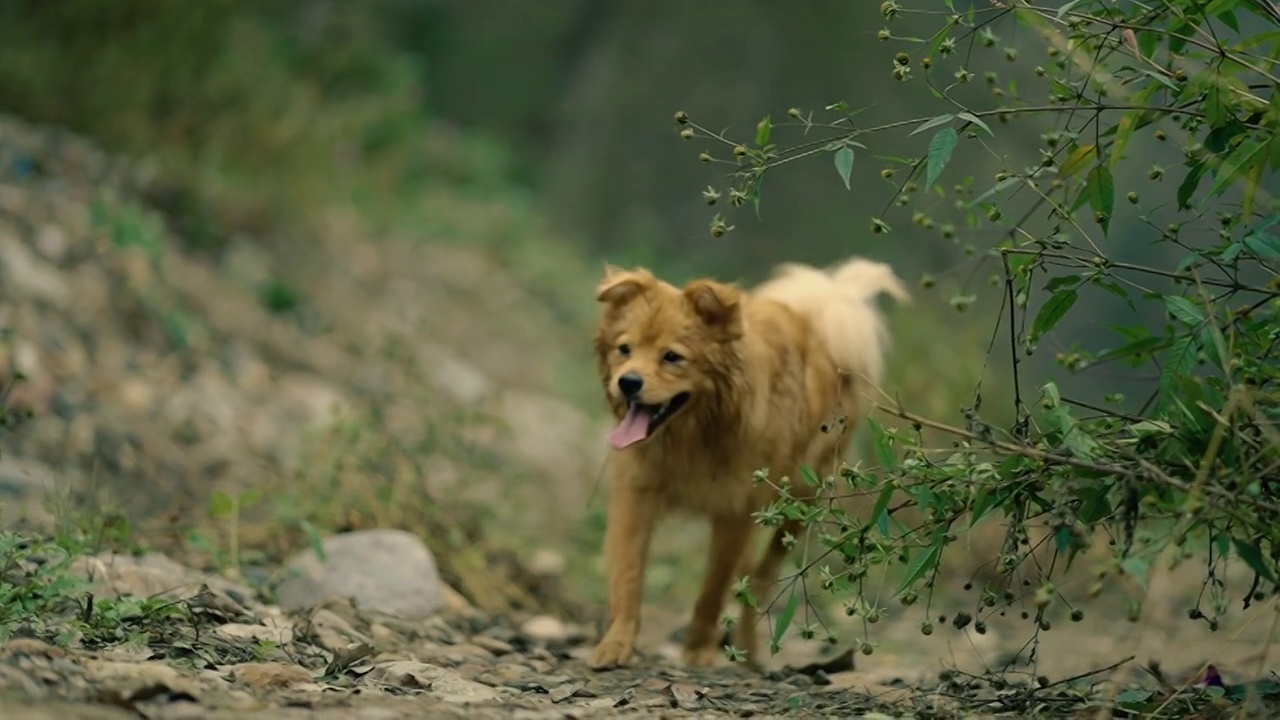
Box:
588 255 909 670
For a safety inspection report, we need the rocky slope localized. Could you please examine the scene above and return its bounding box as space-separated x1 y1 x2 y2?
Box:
0 111 607 610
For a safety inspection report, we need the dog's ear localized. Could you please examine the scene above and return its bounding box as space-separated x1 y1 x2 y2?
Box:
596 265 654 305
684 279 743 334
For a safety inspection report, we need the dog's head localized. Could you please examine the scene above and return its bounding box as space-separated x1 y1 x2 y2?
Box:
593 264 744 451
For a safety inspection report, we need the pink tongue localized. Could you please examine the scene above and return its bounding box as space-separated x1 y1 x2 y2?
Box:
609 405 652 450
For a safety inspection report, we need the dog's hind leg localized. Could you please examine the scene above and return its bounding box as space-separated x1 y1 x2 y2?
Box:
734 517 802 670
682 515 756 667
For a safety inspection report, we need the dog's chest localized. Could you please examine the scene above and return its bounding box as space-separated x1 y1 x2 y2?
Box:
647 465 775 517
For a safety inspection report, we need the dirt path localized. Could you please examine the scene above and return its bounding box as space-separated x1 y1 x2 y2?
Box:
4 539 1279 719
0 584 895 718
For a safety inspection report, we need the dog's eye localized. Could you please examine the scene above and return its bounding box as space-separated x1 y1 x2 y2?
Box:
662 350 684 364
617 343 631 357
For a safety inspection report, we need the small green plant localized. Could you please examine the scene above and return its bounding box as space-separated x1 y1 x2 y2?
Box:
0 532 84 641
203 487 263 580
679 0 1280 707
259 278 301 315
90 197 201 350
92 197 167 264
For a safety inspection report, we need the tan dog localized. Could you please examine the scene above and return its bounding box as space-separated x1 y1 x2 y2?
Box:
589 255 908 670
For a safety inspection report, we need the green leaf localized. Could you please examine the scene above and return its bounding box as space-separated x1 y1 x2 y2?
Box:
967 174 1020 208
771 588 800 649
1204 119 1245 154
799 464 821 488
897 532 944 595
1110 83 1162 168
1059 144 1097 178
1044 274 1084 292
239 488 263 509
1129 420 1174 437
299 519 328 561
1204 82 1234 128
1076 486 1113 524
1093 278 1136 311
1231 538 1278 584
956 111 992 137
1096 335 1167 365
1085 164 1115 234
1208 139 1266 200
833 146 855 190
925 127 958 188
1168 17 1203 54
756 116 772 148
1243 146 1265 218
1137 31 1158 60
1164 295 1205 325
1205 0 1243 32
867 419 897 470
1055 0 1085 20
1062 421 1102 460
1031 289 1078 341
870 482 895 536
909 113 954 137
1177 161 1208 209
1116 688 1155 707
1053 526 1073 555
970 479 1016 528
1120 555 1151 589
1242 225 1280 259
1158 334 1198 414
1226 679 1280 702
208 489 235 519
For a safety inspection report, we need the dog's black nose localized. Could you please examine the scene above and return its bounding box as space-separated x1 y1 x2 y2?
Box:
617 373 644 399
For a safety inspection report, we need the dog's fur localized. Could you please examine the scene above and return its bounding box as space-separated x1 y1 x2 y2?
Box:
589 255 909 670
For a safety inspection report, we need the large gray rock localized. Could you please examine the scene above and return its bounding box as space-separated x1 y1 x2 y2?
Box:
275 529 444 620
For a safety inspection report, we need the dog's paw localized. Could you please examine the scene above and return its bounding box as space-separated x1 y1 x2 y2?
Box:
680 644 724 668
589 637 634 671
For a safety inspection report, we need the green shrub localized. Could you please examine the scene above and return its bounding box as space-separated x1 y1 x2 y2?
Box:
681 0 1280 677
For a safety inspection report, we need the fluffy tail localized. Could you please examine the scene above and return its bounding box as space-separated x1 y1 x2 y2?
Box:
753 256 909 412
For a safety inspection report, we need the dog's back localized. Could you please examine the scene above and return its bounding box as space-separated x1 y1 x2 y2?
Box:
752 256 910 422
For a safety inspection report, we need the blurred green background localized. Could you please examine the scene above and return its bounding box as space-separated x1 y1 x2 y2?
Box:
0 0 1218 613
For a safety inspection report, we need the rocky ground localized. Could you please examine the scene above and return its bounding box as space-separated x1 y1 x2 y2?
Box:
1 113 1278 717
3 528 1278 719
0 532 921 719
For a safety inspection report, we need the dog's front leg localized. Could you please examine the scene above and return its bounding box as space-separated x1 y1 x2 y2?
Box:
682 515 754 668
590 484 657 670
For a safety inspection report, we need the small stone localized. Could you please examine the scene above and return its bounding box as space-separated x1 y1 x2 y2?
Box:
0 638 65 660
296 608 372 653
472 636 515 656
420 341 493 405
668 683 702 711
473 663 531 688
527 549 566 577
215 620 294 646
526 659 553 674
230 662 313 690
275 530 444 620
366 661 508 704
520 615 567 643
369 623 400 647
0 224 70 308
83 660 204 702
33 224 68 262
549 682 584 703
